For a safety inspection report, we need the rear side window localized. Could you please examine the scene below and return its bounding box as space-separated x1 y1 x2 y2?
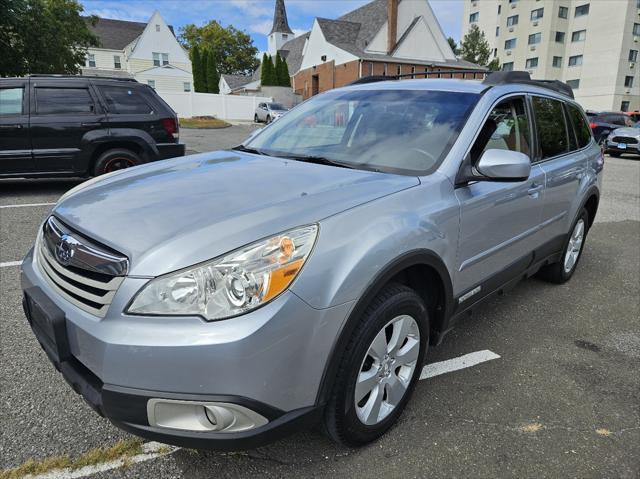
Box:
35 88 94 114
532 96 569 159
566 104 591 148
98 86 155 114
0 88 23 115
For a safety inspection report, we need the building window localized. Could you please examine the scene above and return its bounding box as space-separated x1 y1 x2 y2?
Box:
496 26 500 36
504 38 517 49
552 56 562 67
183 82 191 92
469 12 479 23
528 33 541 45
113 55 121 69
155 24 160 32
498 5 501 14
526 57 539 68
502 62 514 71
411 66 416 79
634 23 640 36
509 0 518 4
558 6 568 18
629 50 638 62
383 63 387 76
397 65 402 76
530 8 544 20
568 55 583 66
153 52 169 66
282 34 289 40
147 80 155 89
369 62 374 76
566 79 579 89
555 31 565 43
86 53 95 68
574 4 590 17
507 15 518 26
621 101 630 112
571 30 586 42
494 48 498 57
625 76 635 88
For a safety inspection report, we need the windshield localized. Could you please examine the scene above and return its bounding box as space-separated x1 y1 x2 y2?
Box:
269 103 286 111
246 89 479 175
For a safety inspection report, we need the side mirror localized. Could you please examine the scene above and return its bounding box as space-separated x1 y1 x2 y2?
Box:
475 149 531 182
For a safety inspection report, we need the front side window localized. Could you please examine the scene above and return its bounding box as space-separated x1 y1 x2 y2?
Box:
507 15 519 26
530 8 544 20
244 89 480 176
532 96 569 159
526 57 539 68
0 88 24 115
505 38 517 49
528 33 541 45
469 97 532 164
568 55 583 67
575 4 590 16
502 62 514 71
566 103 592 148
552 56 563 67
555 31 565 43
571 30 586 42
35 88 94 115
86 53 96 68
469 12 479 23
114 55 121 69
99 86 155 114
558 6 568 18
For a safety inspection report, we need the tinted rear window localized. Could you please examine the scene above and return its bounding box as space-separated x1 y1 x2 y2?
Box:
98 86 155 114
0 88 23 115
532 96 569 159
566 103 591 148
35 88 94 114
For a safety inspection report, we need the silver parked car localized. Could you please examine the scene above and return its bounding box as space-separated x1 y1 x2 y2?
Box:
604 125 640 157
22 71 603 450
254 101 288 124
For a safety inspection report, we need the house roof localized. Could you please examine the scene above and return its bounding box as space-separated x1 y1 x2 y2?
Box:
337 0 389 51
221 74 254 91
85 17 176 50
270 0 294 35
279 32 310 75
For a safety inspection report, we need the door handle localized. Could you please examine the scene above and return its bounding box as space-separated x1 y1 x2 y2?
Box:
81 122 101 127
527 183 543 197
0 124 23 129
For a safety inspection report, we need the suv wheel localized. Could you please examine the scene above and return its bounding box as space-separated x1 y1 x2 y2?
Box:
323 283 428 446
538 208 589 284
93 149 141 176
266 115 272 124
254 114 260 123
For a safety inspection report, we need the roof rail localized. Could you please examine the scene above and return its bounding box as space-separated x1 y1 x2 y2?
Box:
28 74 138 82
482 71 574 98
349 69 489 86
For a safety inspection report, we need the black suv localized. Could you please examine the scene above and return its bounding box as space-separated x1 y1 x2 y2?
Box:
0 75 185 177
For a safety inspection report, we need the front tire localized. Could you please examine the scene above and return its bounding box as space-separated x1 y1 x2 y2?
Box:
254 114 260 123
93 149 141 176
266 115 272 124
323 283 428 447
538 208 589 284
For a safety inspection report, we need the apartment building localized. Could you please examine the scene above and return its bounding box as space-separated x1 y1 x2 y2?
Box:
462 0 640 112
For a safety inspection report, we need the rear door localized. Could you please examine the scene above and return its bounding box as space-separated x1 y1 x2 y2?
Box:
455 96 546 297
0 79 34 173
533 96 587 245
29 79 107 173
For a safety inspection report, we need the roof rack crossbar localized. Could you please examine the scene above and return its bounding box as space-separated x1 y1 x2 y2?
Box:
482 71 574 98
28 74 138 82
349 69 489 85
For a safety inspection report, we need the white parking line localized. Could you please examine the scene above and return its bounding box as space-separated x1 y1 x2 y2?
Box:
420 350 501 380
0 202 56 209
0 260 22 268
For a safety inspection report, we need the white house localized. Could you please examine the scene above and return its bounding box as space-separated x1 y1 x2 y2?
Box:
82 11 193 93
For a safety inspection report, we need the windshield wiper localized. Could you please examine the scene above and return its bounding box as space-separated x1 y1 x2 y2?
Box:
231 145 266 155
279 154 357 170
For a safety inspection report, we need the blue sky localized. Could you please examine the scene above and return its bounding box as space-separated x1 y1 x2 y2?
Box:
80 0 465 52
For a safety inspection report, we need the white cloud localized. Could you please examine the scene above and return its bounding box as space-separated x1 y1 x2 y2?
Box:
249 20 273 35
230 0 273 19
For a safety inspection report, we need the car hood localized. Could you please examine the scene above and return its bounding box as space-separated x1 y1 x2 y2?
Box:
53 151 418 276
610 127 640 138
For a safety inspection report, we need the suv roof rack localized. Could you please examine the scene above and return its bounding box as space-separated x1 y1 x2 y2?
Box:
482 71 574 98
349 69 488 86
28 74 138 82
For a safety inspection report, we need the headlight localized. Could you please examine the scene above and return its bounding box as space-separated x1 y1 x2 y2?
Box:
127 225 318 321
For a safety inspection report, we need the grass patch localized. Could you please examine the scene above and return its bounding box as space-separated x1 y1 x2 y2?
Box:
180 116 231 129
0 439 144 479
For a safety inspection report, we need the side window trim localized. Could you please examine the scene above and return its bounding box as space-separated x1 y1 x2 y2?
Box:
562 102 580 151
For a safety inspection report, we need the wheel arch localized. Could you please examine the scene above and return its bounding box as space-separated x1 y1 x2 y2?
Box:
315 249 454 407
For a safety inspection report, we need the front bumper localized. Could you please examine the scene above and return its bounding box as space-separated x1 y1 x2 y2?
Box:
605 140 640 155
21 248 353 449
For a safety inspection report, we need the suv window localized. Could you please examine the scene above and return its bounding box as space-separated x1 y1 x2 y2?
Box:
35 88 94 115
566 104 591 148
0 88 23 115
98 86 155 114
470 97 531 164
532 96 569 159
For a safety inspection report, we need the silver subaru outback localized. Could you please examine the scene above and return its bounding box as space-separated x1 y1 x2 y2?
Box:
21 71 603 449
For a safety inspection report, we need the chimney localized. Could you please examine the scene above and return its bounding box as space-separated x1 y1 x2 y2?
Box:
387 0 398 54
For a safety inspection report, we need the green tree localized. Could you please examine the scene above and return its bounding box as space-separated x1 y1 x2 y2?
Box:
459 24 492 67
261 54 277 86
487 57 501 71
275 53 291 87
0 0 98 77
191 45 206 92
260 53 270 86
201 49 209 92
179 20 259 75
447 36 459 56
206 49 220 94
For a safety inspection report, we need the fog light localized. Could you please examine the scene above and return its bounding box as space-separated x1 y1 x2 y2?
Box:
147 399 268 433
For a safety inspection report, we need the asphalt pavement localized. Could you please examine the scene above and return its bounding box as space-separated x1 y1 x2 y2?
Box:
1 133 638 478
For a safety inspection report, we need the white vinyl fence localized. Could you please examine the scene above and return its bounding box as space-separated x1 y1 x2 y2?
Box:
157 91 272 121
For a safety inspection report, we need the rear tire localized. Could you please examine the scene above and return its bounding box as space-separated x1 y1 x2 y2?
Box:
266 115 272 124
537 208 589 284
322 283 428 447
93 149 141 176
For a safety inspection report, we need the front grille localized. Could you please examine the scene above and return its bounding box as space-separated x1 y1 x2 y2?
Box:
37 217 128 318
611 136 638 145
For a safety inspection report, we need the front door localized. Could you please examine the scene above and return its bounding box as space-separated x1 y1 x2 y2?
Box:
0 80 33 174
455 96 546 300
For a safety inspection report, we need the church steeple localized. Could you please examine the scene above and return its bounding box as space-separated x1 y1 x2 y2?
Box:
268 0 293 56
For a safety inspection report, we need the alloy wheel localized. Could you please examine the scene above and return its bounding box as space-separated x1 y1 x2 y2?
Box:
564 219 585 274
